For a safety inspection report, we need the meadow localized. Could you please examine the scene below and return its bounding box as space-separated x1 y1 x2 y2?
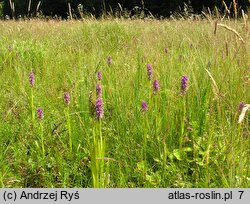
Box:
0 18 249 188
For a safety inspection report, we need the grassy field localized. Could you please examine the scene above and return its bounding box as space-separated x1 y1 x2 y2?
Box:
0 18 249 188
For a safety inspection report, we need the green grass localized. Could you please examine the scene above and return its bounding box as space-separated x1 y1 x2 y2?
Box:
0 19 249 187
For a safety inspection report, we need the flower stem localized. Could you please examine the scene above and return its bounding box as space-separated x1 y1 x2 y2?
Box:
39 122 45 158
30 88 35 122
179 97 186 158
66 106 72 152
91 120 106 188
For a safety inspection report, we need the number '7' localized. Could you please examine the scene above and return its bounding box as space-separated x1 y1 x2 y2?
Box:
238 191 244 199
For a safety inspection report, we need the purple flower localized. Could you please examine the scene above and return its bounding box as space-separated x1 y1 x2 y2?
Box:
180 75 189 95
97 70 102 81
37 108 44 120
64 92 70 105
238 102 245 112
107 56 112 66
95 98 104 119
147 64 153 80
29 71 35 87
153 79 160 94
141 100 148 112
96 83 102 97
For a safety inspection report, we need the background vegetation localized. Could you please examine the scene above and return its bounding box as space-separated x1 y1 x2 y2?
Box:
0 0 250 19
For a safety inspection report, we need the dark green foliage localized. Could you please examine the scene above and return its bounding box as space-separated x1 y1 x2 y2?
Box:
0 0 4 17
1 0 250 19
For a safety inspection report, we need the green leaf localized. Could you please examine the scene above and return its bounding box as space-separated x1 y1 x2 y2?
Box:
153 158 161 163
183 147 193 152
173 149 182 161
196 161 204 166
137 161 146 171
168 153 174 160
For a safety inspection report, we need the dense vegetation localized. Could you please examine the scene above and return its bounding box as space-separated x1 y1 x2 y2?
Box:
0 18 249 187
0 0 250 19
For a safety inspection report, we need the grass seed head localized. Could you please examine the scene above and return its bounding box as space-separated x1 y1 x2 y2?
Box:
238 104 250 124
107 56 112 66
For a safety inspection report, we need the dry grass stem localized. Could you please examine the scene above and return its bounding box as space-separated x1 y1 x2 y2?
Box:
205 69 221 100
223 1 230 15
233 0 237 18
214 20 218 35
241 10 248 33
217 23 244 43
238 104 250 123
68 2 73 20
36 1 41 14
28 0 32 16
96 157 117 162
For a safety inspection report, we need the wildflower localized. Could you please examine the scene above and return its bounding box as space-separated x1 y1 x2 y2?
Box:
97 70 102 81
37 108 44 120
141 100 148 112
180 75 189 95
64 92 70 105
238 102 245 112
29 71 35 87
96 83 102 97
107 56 112 66
153 79 160 94
147 64 153 80
96 98 104 119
